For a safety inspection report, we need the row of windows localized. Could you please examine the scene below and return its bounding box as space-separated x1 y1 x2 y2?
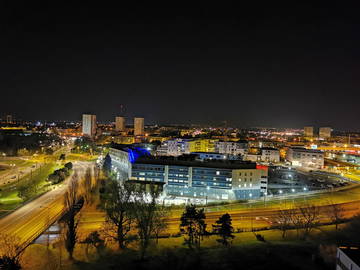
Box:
238 172 253 176
238 178 253 182
133 166 164 171
136 177 164 182
238 183 253 188
133 172 164 177
192 176 230 182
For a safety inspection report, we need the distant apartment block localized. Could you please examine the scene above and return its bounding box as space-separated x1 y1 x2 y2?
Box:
286 147 324 168
184 139 216 153
157 139 218 156
319 127 331 139
304 126 314 137
115 116 126 132
134 117 144 136
245 147 280 163
260 147 280 163
6 114 12 123
214 141 248 156
82 114 97 137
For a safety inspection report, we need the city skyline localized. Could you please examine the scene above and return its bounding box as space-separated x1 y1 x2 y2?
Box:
1 4 359 130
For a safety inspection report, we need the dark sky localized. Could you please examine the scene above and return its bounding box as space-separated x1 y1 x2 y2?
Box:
1 3 359 130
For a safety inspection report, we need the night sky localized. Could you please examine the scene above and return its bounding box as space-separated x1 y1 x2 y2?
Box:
1 4 359 130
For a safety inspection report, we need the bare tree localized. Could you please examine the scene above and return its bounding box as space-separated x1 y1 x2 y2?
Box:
63 173 80 260
273 209 293 238
298 203 320 239
288 208 303 238
326 201 345 230
133 184 166 260
82 167 92 204
0 233 24 269
101 180 136 249
153 204 168 244
81 231 105 260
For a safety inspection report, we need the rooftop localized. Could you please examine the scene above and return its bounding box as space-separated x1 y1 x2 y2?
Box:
134 155 256 170
290 147 323 153
339 247 360 266
261 147 279 151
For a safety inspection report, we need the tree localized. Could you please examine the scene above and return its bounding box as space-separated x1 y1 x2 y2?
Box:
101 180 136 249
102 154 112 176
273 209 294 238
81 231 105 259
298 204 320 239
0 233 24 270
327 201 345 230
82 167 93 205
180 204 207 249
134 185 167 260
212 213 235 246
17 183 38 202
64 162 73 170
63 174 80 260
45 148 54 155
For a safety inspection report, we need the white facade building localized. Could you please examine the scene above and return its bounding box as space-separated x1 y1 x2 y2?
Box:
336 247 360 270
214 141 248 156
260 147 280 163
286 147 324 168
82 114 97 138
156 139 186 156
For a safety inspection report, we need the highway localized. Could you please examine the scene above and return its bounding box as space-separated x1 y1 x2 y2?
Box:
78 196 360 235
0 161 92 248
0 147 68 187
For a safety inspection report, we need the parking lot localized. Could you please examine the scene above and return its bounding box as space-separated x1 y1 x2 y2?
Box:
268 166 350 195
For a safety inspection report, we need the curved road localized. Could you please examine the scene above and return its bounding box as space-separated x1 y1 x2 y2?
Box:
0 161 92 247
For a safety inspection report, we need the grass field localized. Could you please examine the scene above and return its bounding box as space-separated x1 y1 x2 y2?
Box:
20 225 334 270
67 153 97 162
0 162 60 215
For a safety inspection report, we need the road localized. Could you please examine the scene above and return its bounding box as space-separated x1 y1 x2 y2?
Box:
0 147 68 187
0 161 92 248
78 196 360 235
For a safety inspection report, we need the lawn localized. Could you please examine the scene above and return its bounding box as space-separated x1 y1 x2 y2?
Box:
67 153 97 162
21 227 328 270
0 162 61 216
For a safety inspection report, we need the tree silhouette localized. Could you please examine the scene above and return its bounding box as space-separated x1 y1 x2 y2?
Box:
212 213 235 246
63 174 80 260
102 154 112 176
180 204 206 249
101 180 136 249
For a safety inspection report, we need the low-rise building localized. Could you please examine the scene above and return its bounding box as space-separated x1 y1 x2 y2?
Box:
214 141 248 156
109 144 268 200
336 247 360 270
191 152 242 161
260 147 280 163
286 147 324 168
